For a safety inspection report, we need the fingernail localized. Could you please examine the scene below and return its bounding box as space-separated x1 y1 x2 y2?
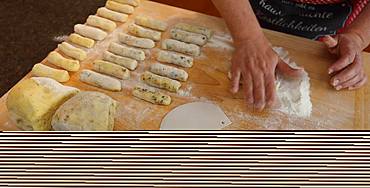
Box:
328 69 333 74
333 79 339 86
336 85 342 90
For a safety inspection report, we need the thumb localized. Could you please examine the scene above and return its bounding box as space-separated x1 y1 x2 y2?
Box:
321 35 339 54
276 60 304 78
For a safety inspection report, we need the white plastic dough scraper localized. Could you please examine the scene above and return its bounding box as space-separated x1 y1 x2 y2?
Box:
160 102 232 130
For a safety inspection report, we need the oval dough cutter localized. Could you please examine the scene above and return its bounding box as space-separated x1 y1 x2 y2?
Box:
160 102 232 130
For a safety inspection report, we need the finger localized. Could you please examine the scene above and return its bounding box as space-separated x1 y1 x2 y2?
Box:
242 72 254 106
252 71 265 111
276 60 304 78
328 50 356 74
230 61 242 93
264 72 276 109
335 72 363 90
349 76 368 90
331 54 362 87
322 35 338 49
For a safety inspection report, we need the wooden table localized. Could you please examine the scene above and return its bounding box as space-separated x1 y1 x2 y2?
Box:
0 1 369 130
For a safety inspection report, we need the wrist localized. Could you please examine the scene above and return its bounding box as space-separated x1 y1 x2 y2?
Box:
233 30 267 48
342 29 370 50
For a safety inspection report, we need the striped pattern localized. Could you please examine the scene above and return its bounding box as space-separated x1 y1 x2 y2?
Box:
1 131 370 187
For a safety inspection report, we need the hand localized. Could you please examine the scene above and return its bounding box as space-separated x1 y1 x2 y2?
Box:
230 34 303 111
322 33 368 90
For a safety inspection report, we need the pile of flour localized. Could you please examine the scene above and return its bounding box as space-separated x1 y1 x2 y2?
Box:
273 47 312 118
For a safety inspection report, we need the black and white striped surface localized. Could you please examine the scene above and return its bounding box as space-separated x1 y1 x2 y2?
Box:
1 131 370 187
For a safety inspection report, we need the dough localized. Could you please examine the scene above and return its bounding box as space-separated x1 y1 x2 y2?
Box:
128 24 161 41
46 51 80 72
174 23 213 39
170 28 207 46
132 86 171 105
161 39 200 56
112 0 140 7
86 15 117 32
92 60 130 80
109 42 145 61
74 24 107 41
80 69 122 91
58 42 87 61
106 0 134 14
68 33 95 48
119 33 155 49
141 71 181 93
150 63 188 82
52 91 118 131
103 51 138 71
6 77 79 131
97 7 128 23
135 16 168 31
157 50 193 68
31 63 70 83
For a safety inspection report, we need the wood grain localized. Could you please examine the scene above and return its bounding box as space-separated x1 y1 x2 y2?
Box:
0 1 369 130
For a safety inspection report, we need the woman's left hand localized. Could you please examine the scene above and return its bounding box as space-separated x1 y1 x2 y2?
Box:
322 33 368 90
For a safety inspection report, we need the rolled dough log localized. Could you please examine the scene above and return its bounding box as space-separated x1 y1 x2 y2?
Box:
106 0 134 14
162 39 200 56
174 23 213 39
150 63 188 82
135 16 168 31
6 77 79 131
80 69 122 91
112 0 140 7
157 50 193 68
103 51 138 71
170 28 207 46
58 42 87 61
128 24 161 41
68 33 95 48
31 64 70 83
52 91 118 131
133 86 171 106
74 24 107 41
119 33 155 49
109 42 145 61
142 71 181 93
46 51 80 72
86 15 117 32
92 60 130 80
97 7 128 23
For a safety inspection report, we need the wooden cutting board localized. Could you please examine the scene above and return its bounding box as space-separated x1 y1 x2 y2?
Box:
0 0 369 130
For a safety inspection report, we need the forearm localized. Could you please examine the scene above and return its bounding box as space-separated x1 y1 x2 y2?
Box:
211 0 263 46
344 4 370 50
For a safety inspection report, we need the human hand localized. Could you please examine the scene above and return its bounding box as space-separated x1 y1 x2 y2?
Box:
230 34 303 111
322 33 368 90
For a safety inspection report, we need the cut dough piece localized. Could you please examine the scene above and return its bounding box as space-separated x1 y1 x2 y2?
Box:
58 42 87 61
31 64 70 83
109 42 145 61
47 51 80 72
68 33 95 48
150 63 188 82
106 0 134 14
112 0 140 7
174 23 213 39
86 15 117 32
6 77 79 131
141 71 181 93
157 50 193 68
119 33 155 49
170 28 207 46
103 51 138 71
74 24 107 41
80 69 122 91
128 24 161 41
133 86 171 105
162 39 200 56
92 60 130 80
52 91 118 131
97 7 128 22
135 16 168 31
